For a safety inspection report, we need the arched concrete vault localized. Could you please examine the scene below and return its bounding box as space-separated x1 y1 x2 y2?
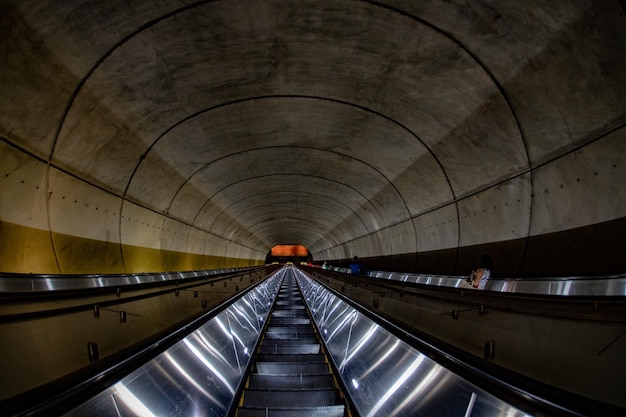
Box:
0 0 624 275
208 191 371 239
193 171 394 247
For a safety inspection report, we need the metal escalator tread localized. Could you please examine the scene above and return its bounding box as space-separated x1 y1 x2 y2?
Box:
242 388 340 407
236 273 347 417
255 353 326 362
258 343 320 354
237 405 346 417
262 338 318 346
247 374 336 390
254 362 330 375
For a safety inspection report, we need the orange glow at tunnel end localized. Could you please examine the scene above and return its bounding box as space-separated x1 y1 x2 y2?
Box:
270 245 309 257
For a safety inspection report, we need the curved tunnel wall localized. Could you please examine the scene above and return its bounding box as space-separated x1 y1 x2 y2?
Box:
1 122 624 276
328 130 626 277
0 141 266 273
0 1 625 276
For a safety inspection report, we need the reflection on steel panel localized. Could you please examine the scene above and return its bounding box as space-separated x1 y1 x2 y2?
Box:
62 269 284 417
336 269 626 296
295 267 532 417
2 265 623 297
0 268 251 293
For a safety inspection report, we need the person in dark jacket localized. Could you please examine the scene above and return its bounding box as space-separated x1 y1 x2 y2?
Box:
349 256 362 274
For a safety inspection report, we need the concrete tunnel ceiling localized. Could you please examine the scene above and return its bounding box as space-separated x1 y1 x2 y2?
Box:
1 1 625 275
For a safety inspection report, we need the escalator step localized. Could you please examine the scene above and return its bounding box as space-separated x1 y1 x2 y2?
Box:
255 353 326 363
268 317 310 325
236 274 348 417
264 331 315 340
237 405 345 417
275 304 305 309
238 406 345 417
262 338 318 346
248 374 336 390
242 388 340 407
266 325 313 332
259 343 320 354
271 310 307 318
255 362 330 375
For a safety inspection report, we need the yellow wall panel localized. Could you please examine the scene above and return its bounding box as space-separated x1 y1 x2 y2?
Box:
53 232 125 274
0 221 260 274
0 221 59 273
121 244 163 273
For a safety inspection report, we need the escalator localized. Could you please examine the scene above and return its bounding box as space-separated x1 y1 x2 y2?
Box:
13 265 620 417
236 273 347 416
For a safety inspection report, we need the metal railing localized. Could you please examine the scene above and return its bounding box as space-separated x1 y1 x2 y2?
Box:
0 267 260 293
330 268 626 296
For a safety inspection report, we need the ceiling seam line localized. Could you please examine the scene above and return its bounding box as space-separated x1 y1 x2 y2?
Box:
206 190 369 236
132 95 436 220
216 202 361 247
48 0 218 162
188 172 387 236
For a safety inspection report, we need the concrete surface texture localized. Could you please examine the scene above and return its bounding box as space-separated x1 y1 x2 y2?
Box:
0 0 625 275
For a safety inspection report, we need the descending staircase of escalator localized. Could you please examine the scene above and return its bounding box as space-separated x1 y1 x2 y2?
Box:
235 272 349 417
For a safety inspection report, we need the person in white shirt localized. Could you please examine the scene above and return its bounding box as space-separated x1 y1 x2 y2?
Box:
468 254 492 289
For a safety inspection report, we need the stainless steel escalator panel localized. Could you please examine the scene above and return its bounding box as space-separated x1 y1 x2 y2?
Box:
0 268 252 293
62 272 283 417
296 269 532 417
361 269 626 296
